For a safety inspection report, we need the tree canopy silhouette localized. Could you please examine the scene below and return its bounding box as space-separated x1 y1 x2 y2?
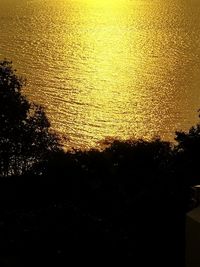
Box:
0 60 61 177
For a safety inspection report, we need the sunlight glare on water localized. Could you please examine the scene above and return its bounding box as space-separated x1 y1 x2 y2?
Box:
1 0 200 149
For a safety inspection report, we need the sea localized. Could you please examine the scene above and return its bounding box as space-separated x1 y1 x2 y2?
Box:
1 0 200 149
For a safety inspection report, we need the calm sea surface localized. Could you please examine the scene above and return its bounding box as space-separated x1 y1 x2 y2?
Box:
1 0 200 149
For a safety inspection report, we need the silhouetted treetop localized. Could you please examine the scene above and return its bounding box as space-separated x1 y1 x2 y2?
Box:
0 60 61 177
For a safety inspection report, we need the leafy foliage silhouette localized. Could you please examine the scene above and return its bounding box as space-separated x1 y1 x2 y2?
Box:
0 60 61 176
1 60 199 266
173 111 200 186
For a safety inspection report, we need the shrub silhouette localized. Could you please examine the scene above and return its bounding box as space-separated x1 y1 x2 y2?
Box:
0 60 193 266
0 60 61 176
173 112 200 187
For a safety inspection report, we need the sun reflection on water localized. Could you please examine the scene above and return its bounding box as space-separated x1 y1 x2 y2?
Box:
1 0 200 149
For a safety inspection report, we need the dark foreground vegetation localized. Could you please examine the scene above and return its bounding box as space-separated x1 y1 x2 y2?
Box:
0 60 199 266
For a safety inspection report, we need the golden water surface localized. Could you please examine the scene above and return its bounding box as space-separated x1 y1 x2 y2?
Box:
1 0 200 149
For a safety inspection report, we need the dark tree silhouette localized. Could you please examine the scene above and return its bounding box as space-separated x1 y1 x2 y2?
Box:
174 112 200 186
0 60 61 176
